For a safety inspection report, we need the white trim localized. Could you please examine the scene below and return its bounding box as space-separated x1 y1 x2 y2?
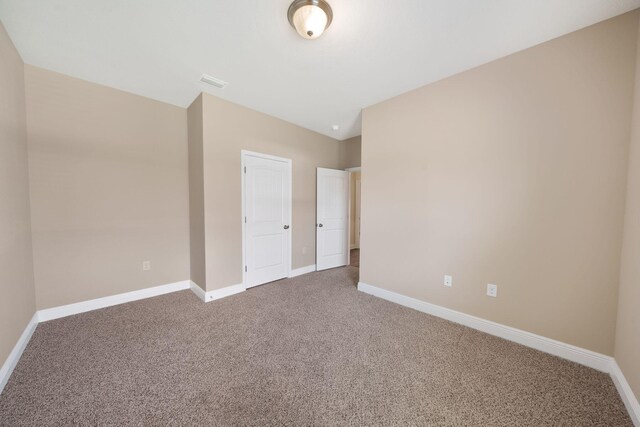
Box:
241 150 293 289
289 264 316 278
241 151 247 289
205 284 245 302
1 277 637 425
610 361 640 426
190 281 206 302
0 313 38 394
357 282 613 372
38 280 191 322
190 280 244 302
242 149 292 164
0 279 245 395
345 166 361 172
359 280 640 423
350 244 359 250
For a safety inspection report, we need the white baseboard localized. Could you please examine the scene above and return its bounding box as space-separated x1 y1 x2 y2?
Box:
189 281 206 302
0 313 38 394
360 279 640 423
357 282 640 423
1 278 247 396
289 265 316 278
206 284 245 302
350 244 359 250
190 281 245 302
38 280 191 322
357 282 613 372
3 277 636 424
610 361 640 426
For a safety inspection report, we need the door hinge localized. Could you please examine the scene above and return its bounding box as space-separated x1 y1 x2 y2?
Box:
245 266 247 272
244 166 246 173
245 216 247 223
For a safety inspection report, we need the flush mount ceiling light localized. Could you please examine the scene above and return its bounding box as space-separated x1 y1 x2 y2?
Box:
287 0 333 40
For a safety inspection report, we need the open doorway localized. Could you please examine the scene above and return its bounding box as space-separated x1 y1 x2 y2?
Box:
346 167 361 268
315 166 361 272
316 168 350 271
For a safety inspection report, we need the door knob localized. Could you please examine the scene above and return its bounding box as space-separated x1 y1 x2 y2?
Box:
284 225 290 229
318 223 323 228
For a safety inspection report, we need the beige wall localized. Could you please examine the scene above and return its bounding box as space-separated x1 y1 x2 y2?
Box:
199 93 344 291
0 23 36 366
187 94 206 291
340 136 361 169
615 19 640 401
361 12 638 355
2 7 638 397
25 66 190 309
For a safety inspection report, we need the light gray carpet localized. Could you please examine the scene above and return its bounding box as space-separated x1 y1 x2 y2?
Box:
0 267 631 426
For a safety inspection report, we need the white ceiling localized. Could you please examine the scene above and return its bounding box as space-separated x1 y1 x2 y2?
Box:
1 1 639 140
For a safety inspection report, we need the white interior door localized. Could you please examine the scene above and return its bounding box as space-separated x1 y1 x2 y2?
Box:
243 152 291 288
316 168 349 271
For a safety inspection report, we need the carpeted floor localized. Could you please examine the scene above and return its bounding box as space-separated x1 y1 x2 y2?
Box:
0 267 631 426
350 248 359 268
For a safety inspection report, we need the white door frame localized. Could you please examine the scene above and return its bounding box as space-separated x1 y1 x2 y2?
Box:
241 150 292 289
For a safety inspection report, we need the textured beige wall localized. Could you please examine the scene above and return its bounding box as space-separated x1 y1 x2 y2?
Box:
187 94 206 291
201 93 343 291
25 66 190 309
615 18 640 401
340 136 361 169
361 12 638 355
0 23 36 365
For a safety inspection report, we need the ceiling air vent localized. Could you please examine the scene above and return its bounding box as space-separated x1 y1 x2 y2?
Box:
200 74 228 89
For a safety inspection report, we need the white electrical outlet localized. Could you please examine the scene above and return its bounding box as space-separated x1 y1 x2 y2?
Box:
444 275 453 287
142 261 151 271
487 284 498 298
